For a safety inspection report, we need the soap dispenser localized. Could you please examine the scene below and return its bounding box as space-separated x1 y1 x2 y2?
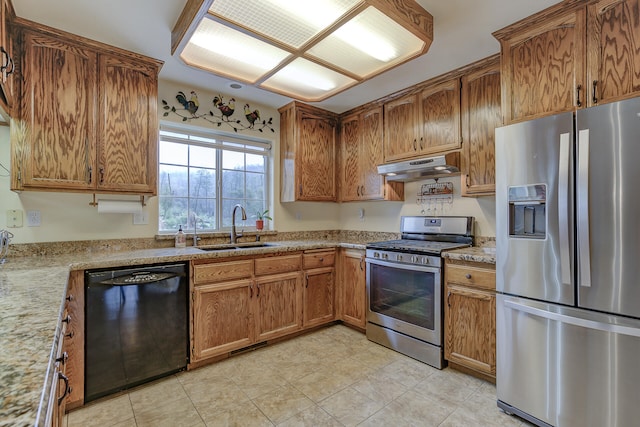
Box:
175 225 186 248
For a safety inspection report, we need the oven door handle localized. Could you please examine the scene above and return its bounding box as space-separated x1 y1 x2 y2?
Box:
365 258 441 274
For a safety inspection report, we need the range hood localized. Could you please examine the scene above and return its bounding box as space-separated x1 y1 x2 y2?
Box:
378 152 461 182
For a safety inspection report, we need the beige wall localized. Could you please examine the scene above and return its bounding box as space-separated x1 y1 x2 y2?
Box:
0 81 495 244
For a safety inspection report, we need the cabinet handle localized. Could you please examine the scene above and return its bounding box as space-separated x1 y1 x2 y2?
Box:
305 273 309 288
360 257 364 271
419 137 424 150
0 48 14 77
592 80 598 104
55 351 68 365
65 331 74 339
465 273 472 279
413 138 417 151
576 84 582 107
360 185 365 197
62 315 71 324
447 291 451 307
57 373 71 406
249 285 253 298
299 184 303 196
256 284 260 297
357 186 360 197
88 166 92 184
66 295 73 302
99 167 105 184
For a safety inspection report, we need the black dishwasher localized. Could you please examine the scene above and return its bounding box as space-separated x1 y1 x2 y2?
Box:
85 263 188 402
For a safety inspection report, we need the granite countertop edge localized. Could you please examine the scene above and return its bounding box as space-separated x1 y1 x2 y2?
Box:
442 246 497 264
0 240 367 426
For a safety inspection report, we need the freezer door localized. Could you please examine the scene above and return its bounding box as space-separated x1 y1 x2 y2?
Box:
497 295 640 427
495 113 574 305
576 97 640 318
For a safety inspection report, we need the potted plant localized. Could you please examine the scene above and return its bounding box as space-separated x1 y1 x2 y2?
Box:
254 209 272 231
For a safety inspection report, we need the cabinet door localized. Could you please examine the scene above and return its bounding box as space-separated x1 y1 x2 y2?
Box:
339 113 362 201
418 79 462 155
255 272 302 341
360 107 389 200
461 60 501 196
192 280 254 361
0 0 14 115
19 31 96 191
587 0 640 106
384 94 418 161
97 54 158 194
297 110 337 201
444 283 496 376
303 267 335 328
498 8 586 123
340 250 366 329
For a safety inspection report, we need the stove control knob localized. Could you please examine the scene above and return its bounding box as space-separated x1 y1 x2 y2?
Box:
397 255 403 262
382 253 389 260
423 258 430 264
411 256 417 263
373 252 380 258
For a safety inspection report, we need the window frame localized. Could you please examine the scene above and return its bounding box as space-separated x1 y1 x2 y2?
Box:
158 121 272 234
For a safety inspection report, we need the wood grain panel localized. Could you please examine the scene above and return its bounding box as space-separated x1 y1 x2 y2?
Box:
279 104 296 202
419 79 461 154
340 249 366 329
64 270 85 410
587 0 640 105
303 267 335 328
461 58 501 196
383 94 418 161
254 254 301 276
255 272 302 341
21 31 96 190
444 283 496 376
446 263 496 290
298 112 336 200
360 107 387 200
193 259 253 284
339 113 362 201
97 54 157 194
192 280 253 360
303 250 336 269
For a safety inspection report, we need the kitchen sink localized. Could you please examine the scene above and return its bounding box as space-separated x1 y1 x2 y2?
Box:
196 242 277 251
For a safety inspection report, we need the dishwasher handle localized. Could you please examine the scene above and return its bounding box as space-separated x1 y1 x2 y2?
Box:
97 271 182 286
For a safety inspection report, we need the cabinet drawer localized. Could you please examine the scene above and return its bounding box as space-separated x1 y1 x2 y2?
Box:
446 264 495 290
193 260 253 285
303 251 335 269
255 254 302 276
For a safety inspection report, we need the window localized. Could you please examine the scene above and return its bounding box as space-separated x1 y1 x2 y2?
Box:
158 123 271 233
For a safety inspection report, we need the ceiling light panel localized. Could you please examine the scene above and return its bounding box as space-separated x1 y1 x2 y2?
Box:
209 0 361 49
261 57 357 100
181 17 291 83
306 6 425 78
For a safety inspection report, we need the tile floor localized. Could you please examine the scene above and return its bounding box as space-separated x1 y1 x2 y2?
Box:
64 324 530 427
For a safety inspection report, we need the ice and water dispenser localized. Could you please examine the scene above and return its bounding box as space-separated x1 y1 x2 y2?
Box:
508 184 546 238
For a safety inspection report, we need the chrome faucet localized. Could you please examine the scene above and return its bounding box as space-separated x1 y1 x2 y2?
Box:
231 204 247 244
191 214 200 247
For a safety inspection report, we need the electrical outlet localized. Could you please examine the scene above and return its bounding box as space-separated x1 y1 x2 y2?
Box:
295 212 302 220
27 210 41 227
133 211 149 225
6 209 23 228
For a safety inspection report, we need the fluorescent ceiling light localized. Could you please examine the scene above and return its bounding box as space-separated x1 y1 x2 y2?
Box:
172 0 434 102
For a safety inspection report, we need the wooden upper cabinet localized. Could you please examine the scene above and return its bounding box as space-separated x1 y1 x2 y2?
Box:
461 57 502 196
494 3 586 124
383 95 419 162
17 29 97 191
0 0 15 118
383 78 461 161
418 79 461 155
279 101 337 202
340 107 403 202
97 54 158 194
587 0 640 106
11 20 162 194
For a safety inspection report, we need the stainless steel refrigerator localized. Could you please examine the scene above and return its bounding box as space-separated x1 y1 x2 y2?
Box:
495 96 640 427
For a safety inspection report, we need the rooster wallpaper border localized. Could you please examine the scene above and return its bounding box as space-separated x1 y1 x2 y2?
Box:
162 90 275 133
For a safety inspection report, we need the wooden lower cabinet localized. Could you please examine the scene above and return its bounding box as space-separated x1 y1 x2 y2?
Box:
192 279 254 361
338 249 366 329
255 272 302 341
303 266 335 328
444 259 496 382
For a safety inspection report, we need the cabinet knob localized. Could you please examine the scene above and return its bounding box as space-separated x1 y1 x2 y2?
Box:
319 257 324 262
465 273 472 279
66 295 73 302
62 315 71 324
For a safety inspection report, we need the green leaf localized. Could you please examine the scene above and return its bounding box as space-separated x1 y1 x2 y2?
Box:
163 112 169 116
182 117 187 122
162 100 168 105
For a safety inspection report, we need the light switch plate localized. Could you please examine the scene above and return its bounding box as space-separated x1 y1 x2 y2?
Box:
133 211 149 225
6 209 23 228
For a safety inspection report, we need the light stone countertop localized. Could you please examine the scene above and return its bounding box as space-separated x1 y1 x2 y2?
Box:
443 246 497 264
0 240 367 427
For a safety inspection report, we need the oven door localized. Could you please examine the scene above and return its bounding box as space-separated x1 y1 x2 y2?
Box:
366 257 442 345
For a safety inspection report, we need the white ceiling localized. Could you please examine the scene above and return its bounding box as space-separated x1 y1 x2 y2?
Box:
13 0 562 114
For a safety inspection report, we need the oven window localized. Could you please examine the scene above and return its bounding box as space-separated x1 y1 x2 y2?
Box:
369 263 435 329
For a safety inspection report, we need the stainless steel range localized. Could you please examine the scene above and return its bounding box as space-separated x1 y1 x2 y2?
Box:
366 216 474 368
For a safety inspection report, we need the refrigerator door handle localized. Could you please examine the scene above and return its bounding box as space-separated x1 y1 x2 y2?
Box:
504 299 640 338
558 132 571 286
577 129 591 287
